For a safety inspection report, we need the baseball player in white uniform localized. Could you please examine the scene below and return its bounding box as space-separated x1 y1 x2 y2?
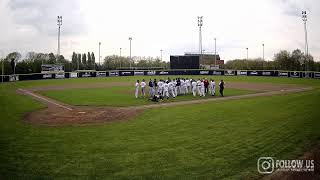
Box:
196 79 201 96
191 80 197 97
135 80 140 98
186 78 191 93
200 80 205 97
180 79 185 95
140 79 146 97
157 80 163 96
163 81 170 99
169 80 176 98
210 79 216 96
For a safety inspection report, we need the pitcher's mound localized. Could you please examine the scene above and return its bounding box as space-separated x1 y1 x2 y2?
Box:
25 107 141 126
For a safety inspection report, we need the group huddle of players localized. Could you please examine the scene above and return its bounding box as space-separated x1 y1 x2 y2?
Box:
135 78 225 102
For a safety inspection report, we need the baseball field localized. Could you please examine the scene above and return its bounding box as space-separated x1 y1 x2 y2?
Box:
0 76 319 179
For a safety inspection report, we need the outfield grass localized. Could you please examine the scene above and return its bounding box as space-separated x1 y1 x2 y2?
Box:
0 76 320 179
39 86 257 107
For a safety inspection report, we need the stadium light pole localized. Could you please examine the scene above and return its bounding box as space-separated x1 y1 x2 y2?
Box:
160 49 163 61
119 48 122 69
129 37 132 69
262 43 265 61
214 38 217 67
99 42 101 66
302 10 308 76
246 48 249 60
197 16 203 61
57 16 62 57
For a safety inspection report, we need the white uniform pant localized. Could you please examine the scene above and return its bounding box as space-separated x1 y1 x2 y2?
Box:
210 86 215 95
163 90 169 98
135 88 139 98
192 87 197 96
197 86 201 96
201 87 205 97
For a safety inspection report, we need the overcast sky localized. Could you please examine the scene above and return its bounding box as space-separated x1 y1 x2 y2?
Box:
0 0 319 62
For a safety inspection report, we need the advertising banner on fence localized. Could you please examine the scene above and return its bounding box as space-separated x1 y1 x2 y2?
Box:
238 71 247 76
157 71 169 75
212 71 223 75
70 72 78 78
225 70 236 76
43 74 53 79
248 71 259 76
146 71 156 76
9 75 19 81
55 73 65 79
199 70 210 75
108 71 119 76
279 71 289 77
120 71 133 76
289 71 300 78
262 71 273 76
134 71 144 76
81 72 92 77
96 72 106 77
314 72 320 78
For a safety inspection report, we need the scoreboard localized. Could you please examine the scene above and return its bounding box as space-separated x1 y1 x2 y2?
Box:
170 55 199 69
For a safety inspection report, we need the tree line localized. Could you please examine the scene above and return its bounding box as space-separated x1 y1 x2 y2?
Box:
223 49 320 71
1 49 319 75
0 51 169 75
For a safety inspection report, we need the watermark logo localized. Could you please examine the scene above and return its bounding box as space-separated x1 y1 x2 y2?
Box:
258 157 274 174
257 157 314 174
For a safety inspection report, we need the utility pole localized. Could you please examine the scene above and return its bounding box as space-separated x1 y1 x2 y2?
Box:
197 16 203 61
99 42 101 66
262 43 265 61
57 16 62 58
129 37 132 69
302 10 309 76
214 38 217 67
160 49 163 61
120 48 122 69
246 48 249 60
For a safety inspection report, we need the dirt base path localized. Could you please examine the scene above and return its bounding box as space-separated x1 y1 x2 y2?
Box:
17 82 312 126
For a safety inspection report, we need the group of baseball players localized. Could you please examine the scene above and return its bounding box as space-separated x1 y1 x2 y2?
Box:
135 78 225 101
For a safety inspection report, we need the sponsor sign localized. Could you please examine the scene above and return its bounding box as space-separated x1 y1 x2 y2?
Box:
159 71 169 75
55 73 65 79
200 71 209 75
314 72 320 79
134 71 144 76
109 71 119 76
238 71 247 76
212 71 222 75
147 71 156 75
70 72 78 78
9 75 19 81
290 71 300 78
43 74 53 79
279 71 288 77
249 71 258 76
224 70 235 76
96 72 106 77
41 64 64 73
121 71 133 76
262 71 272 76
82 72 92 77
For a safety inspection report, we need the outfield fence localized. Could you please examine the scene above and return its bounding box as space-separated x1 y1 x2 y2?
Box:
0 69 320 82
